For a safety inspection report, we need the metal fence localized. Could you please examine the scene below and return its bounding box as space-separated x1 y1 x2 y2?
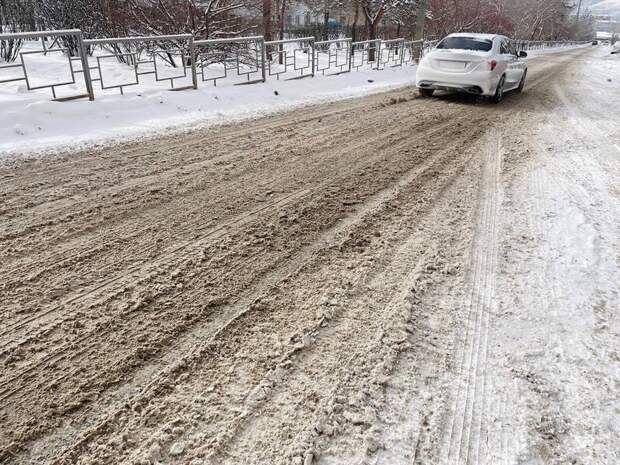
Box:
194 36 265 86
403 40 424 65
515 40 587 51
82 34 196 95
265 37 315 80
351 39 381 71
378 38 406 68
422 40 439 57
0 29 592 102
314 38 351 75
0 29 94 100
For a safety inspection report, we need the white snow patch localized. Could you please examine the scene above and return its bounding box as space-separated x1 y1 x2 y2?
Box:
0 42 417 157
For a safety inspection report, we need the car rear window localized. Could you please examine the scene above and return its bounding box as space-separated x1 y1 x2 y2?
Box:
436 37 493 52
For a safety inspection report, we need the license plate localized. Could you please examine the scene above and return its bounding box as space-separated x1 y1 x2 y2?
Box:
439 60 466 70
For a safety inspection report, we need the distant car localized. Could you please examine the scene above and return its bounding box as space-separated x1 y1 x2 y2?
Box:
416 33 528 103
612 42 620 54
592 40 598 45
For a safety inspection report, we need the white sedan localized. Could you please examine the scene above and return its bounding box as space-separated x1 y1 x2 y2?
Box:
416 33 528 103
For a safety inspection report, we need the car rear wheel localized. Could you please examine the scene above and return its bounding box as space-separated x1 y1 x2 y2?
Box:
490 76 505 104
419 88 434 98
517 70 527 93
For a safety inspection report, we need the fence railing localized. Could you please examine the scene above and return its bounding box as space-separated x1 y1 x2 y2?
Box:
0 29 94 100
314 38 351 75
82 34 196 95
0 29 592 102
422 40 439 56
515 40 588 51
378 38 406 68
194 36 265 87
403 40 424 65
351 39 381 71
265 36 315 80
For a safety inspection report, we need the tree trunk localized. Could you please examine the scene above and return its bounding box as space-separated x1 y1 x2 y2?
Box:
263 0 272 59
351 0 359 54
414 0 428 40
367 20 376 62
278 0 286 64
323 10 329 41
363 6 383 62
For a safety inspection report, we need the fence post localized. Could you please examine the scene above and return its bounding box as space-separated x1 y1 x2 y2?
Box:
399 39 404 67
260 37 267 82
77 31 95 101
310 38 316 77
347 40 352 73
190 36 198 90
376 39 382 70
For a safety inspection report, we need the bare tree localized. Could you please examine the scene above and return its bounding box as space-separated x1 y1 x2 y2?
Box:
0 0 36 61
121 0 250 39
263 0 272 42
305 0 347 40
425 0 580 40
385 0 419 38
350 0 359 39
272 0 286 62
33 0 106 55
360 0 389 59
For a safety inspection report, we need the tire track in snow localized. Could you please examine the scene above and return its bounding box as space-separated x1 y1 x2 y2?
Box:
441 130 503 465
37 115 485 465
0 105 456 353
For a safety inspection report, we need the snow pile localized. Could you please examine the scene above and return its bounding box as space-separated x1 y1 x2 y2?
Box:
525 43 591 58
0 41 417 156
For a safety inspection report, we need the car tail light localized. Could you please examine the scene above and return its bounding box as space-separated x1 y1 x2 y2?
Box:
487 60 498 71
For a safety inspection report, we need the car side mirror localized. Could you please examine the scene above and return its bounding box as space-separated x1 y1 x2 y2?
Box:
519 51 527 58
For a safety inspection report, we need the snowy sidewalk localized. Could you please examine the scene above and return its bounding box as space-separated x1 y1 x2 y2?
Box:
0 65 416 156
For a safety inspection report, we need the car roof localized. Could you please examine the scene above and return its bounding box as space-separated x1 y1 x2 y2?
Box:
445 33 505 41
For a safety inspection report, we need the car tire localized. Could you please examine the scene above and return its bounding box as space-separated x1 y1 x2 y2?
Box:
490 76 505 104
517 70 527 93
419 88 434 98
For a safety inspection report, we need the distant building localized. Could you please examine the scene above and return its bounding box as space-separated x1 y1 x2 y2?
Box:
284 1 352 28
225 0 353 29
592 12 620 33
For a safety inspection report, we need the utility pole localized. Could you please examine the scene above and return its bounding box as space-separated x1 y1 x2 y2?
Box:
576 0 583 23
414 0 428 40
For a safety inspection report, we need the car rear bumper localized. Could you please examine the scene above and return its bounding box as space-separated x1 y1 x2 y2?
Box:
415 66 499 96
417 81 485 95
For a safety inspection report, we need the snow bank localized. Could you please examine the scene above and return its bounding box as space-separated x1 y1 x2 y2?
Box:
0 45 417 157
525 43 591 58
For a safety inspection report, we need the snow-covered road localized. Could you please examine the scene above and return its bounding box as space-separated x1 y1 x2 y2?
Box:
0 46 617 465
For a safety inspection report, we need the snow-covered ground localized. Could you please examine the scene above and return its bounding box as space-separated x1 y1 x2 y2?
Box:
0 41 590 157
441 48 620 465
0 41 418 156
